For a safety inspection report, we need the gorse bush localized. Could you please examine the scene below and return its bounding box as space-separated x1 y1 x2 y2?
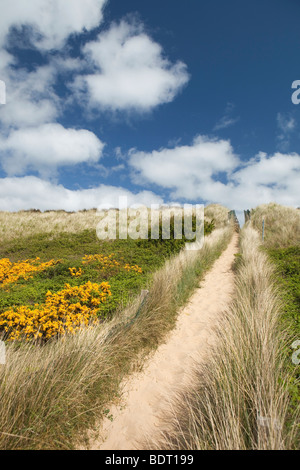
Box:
0 251 145 341
0 257 58 287
0 281 111 341
0 228 173 319
82 253 143 274
0 215 216 343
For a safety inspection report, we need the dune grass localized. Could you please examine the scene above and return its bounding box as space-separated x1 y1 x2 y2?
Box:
0 210 233 449
204 203 230 229
0 209 99 244
251 203 300 249
0 204 229 244
252 204 300 432
151 225 299 450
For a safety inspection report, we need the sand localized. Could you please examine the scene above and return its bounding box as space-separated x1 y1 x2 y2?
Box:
87 233 239 450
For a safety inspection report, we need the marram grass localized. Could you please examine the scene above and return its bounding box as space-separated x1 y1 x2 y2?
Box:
149 225 299 450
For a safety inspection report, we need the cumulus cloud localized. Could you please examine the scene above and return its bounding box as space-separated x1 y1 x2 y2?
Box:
0 176 163 212
228 151 300 208
0 124 105 176
0 1 107 129
129 136 300 211
0 62 59 128
129 135 238 198
0 0 107 50
72 19 190 112
0 12 190 126
232 151 300 186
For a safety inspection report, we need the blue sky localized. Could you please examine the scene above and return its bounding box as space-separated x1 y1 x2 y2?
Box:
0 0 299 214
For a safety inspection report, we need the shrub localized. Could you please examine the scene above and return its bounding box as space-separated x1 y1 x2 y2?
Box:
0 281 111 341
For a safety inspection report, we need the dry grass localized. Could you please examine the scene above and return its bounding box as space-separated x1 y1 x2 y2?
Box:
251 203 300 248
0 209 99 243
0 225 233 449
0 205 227 244
204 203 230 228
150 226 298 450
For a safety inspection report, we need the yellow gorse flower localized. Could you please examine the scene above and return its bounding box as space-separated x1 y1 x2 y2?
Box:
69 267 82 277
124 264 143 274
0 252 141 343
82 254 142 273
0 281 112 341
0 257 57 288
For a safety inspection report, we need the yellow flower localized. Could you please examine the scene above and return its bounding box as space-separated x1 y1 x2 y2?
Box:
81 254 142 274
0 281 111 342
69 267 82 277
0 257 58 288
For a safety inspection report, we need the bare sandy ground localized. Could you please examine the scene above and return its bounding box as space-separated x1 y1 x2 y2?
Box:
87 233 239 450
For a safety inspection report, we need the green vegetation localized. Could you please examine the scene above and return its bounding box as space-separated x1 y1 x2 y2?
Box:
252 203 300 444
0 206 232 449
267 246 300 420
0 218 215 326
0 229 181 320
268 246 300 332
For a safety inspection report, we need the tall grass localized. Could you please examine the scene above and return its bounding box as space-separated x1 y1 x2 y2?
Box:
151 226 298 450
204 203 230 229
0 204 230 244
0 226 233 449
0 209 99 243
251 203 300 248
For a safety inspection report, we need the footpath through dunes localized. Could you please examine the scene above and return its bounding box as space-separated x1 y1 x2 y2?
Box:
86 232 239 450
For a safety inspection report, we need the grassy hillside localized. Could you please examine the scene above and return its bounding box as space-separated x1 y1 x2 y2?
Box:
0 229 186 341
0 208 218 341
0 205 233 449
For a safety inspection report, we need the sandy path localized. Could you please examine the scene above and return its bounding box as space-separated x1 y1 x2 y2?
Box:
88 233 239 450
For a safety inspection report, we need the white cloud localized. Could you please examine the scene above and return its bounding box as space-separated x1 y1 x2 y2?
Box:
129 136 300 211
232 151 300 186
72 19 189 112
0 50 15 70
0 63 59 128
0 0 107 50
129 135 238 198
0 1 107 129
0 124 105 176
0 176 163 212
227 151 300 209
